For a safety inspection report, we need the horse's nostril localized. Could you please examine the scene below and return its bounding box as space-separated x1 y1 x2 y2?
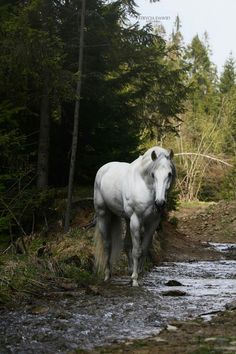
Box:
155 200 166 209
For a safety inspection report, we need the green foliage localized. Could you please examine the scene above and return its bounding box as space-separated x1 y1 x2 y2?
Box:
169 216 178 227
163 32 236 202
220 54 236 94
217 163 236 200
0 185 60 246
60 264 94 286
167 189 180 212
0 0 190 188
0 229 95 304
0 0 235 246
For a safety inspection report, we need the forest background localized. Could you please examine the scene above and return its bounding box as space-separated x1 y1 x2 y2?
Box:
0 0 236 248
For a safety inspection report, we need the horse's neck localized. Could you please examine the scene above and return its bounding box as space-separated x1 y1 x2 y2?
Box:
140 155 156 178
131 156 154 188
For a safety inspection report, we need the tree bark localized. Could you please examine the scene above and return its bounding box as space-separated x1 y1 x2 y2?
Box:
64 0 86 231
37 73 50 189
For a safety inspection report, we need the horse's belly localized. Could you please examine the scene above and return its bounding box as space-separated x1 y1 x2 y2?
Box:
97 163 128 216
101 179 125 215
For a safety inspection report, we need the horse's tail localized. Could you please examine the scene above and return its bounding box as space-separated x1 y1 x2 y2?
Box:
94 223 105 274
110 215 123 265
94 215 123 274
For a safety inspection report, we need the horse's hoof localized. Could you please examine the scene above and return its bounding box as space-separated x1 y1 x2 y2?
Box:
104 275 111 282
132 279 139 287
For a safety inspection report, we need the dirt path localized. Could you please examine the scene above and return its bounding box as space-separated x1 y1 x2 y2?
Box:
175 201 236 243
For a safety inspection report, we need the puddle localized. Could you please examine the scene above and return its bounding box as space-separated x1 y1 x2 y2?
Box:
0 257 236 353
208 242 236 253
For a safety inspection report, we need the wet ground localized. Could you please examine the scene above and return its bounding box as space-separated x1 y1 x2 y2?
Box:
0 244 236 354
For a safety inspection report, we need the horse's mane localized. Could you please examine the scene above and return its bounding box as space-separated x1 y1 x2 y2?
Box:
138 146 176 183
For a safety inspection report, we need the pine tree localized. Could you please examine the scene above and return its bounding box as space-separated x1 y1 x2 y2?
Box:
220 54 236 94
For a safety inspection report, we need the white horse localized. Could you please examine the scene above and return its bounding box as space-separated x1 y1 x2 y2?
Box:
94 146 175 286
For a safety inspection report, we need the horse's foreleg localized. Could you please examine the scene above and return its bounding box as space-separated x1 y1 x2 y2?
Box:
130 214 142 287
139 218 159 272
142 220 159 256
139 222 158 273
124 219 133 274
97 212 112 281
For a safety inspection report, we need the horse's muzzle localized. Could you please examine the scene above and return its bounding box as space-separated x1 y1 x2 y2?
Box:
155 199 166 210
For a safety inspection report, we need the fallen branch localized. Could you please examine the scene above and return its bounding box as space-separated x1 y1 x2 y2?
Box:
82 218 96 230
175 153 234 167
1 243 14 255
0 198 27 236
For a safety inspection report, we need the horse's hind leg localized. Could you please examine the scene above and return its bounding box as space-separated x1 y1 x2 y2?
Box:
96 210 112 281
124 219 133 274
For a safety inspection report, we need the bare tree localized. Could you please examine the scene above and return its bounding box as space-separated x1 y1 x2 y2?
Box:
64 0 86 231
37 72 50 189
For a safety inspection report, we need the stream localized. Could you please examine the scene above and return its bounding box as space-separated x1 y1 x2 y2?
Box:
0 245 236 354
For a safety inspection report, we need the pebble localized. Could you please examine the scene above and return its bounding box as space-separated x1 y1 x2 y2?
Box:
204 337 217 342
225 300 236 310
29 305 49 315
162 290 187 297
60 282 78 290
166 324 178 331
152 337 167 342
164 280 183 287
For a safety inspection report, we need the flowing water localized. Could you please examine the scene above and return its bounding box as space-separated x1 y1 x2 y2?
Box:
0 248 236 353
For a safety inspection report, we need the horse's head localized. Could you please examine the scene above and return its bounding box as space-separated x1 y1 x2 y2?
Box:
143 147 175 210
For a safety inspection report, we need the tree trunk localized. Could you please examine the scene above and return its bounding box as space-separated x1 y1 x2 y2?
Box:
37 74 50 189
64 0 86 231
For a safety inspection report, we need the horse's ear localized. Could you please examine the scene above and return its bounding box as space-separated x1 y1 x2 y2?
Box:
151 150 157 161
169 149 174 159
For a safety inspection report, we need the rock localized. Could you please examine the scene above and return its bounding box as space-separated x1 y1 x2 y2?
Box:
225 300 236 310
29 305 49 315
166 324 178 331
124 340 134 346
162 290 187 297
164 280 183 287
60 282 78 290
204 337 217 342
85 285 101 296
152 337 167 342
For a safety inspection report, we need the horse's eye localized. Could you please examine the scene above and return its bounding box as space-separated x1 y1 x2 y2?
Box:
151 173 154 178
168 172 172 178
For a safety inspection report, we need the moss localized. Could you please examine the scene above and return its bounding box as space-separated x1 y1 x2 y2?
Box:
59 261 94 285
169 216 179 227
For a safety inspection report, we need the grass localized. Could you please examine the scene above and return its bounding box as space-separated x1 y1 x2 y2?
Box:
0 227 95 306
0 184 96 306
73 185 93 199
179 200 216 209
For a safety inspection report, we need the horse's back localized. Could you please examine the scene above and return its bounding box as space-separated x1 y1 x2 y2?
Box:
94 161 130 215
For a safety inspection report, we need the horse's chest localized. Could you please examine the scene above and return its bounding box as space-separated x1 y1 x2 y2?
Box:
124 190 154 219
